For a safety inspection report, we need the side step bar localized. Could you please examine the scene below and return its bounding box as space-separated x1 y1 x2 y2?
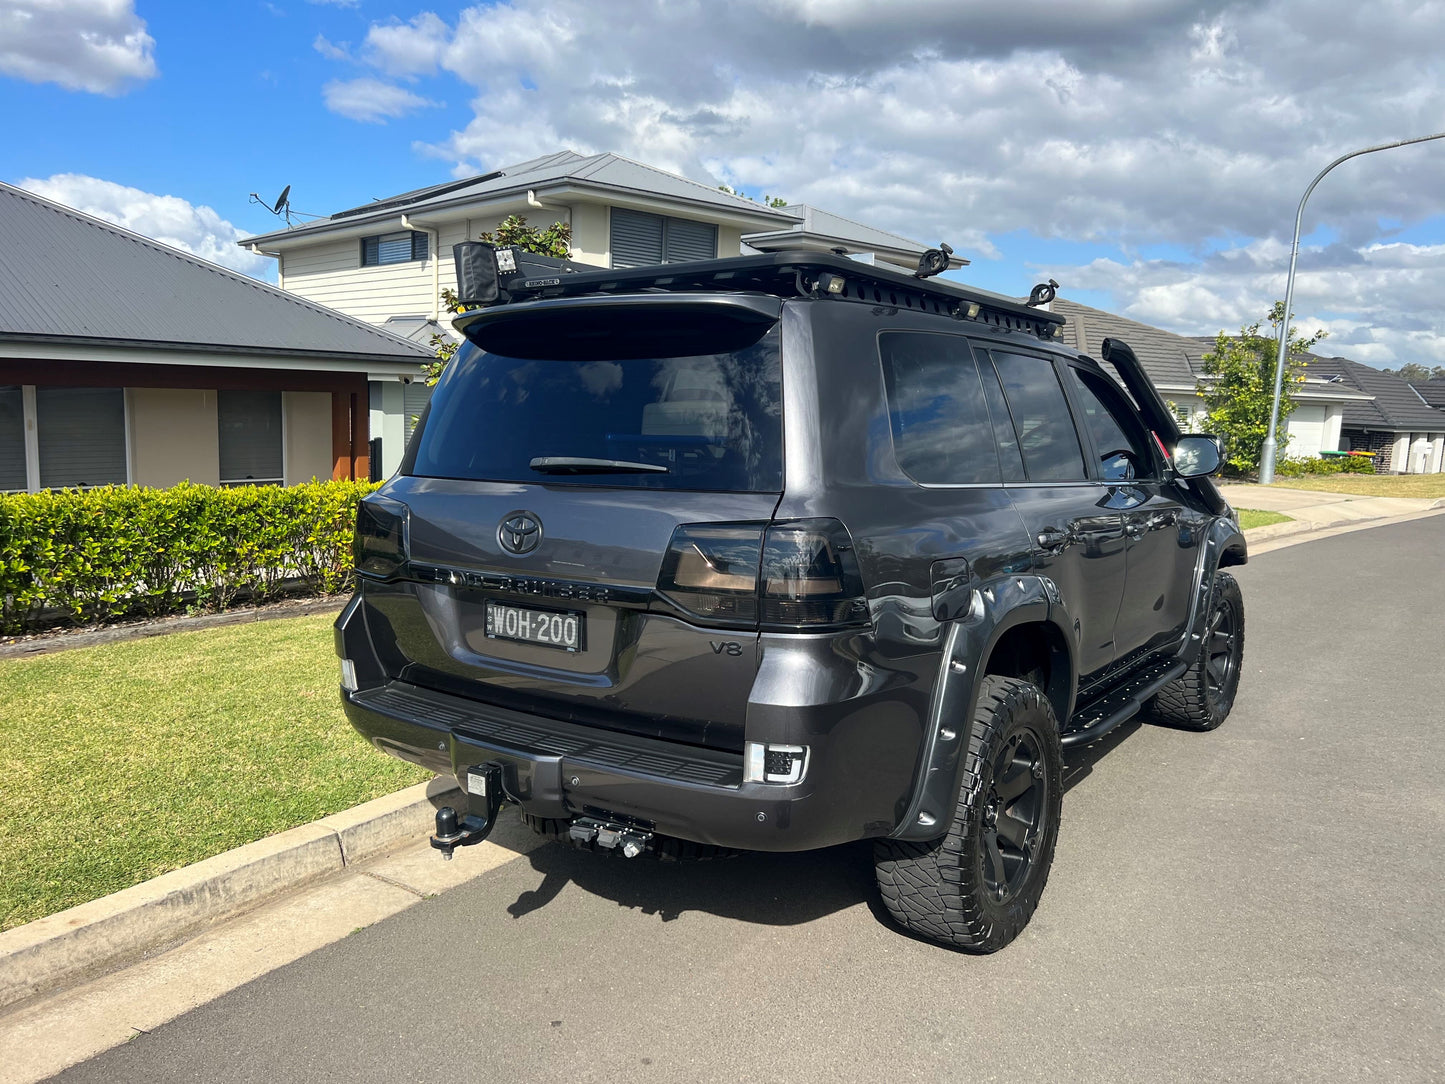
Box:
1060 658 1188 749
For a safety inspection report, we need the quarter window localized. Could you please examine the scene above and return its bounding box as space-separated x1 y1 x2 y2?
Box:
990 352 1087 482
361 231 429 267
879 332 999 485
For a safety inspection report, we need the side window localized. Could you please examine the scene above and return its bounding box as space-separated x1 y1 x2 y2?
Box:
1066 367 1153 481
990 352 1088 482
879 332 1000 485
976 351 1027 482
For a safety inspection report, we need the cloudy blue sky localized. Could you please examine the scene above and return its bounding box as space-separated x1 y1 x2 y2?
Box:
3 0 1444 368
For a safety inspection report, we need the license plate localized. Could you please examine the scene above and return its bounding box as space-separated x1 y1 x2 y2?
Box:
484 601 585 652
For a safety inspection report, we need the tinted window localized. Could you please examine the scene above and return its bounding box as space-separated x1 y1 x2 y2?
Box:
1067 367 1151 481
990 352 1087 482
879 332 999 485
977 352 1027 482
412 326 782 492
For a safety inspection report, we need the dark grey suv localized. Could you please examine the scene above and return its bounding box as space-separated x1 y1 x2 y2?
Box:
336 248 1246 953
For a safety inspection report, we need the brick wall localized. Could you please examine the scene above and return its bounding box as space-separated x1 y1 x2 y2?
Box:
1341 428 1397 470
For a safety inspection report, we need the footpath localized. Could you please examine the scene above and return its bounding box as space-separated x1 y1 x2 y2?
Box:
2 482 1443 1083
1218 482 1445 552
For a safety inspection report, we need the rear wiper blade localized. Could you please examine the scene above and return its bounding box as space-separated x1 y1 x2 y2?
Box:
528 456 670 474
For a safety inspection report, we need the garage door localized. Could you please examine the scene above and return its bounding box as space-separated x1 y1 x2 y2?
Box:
1288 404 1327 457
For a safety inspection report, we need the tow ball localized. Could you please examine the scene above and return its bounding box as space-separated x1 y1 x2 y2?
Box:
430 762 506 859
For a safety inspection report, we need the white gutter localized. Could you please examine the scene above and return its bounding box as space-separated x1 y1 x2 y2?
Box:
401 214 441 321
248 243 284 288
526 190 573 253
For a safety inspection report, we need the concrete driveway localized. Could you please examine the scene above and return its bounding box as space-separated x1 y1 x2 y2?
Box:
44 516 1445 1084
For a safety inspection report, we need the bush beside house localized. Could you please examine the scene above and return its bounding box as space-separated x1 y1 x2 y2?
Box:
0 480 376 635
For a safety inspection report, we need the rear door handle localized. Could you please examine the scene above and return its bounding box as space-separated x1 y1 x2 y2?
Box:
1037 528 1071 550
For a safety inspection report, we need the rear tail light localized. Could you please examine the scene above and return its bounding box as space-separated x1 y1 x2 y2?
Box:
744 742 809 784
354 495 410 580
656 524 762 626
657 518 868 631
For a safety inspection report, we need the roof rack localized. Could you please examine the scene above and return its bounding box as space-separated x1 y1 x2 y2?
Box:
451 246 1065 341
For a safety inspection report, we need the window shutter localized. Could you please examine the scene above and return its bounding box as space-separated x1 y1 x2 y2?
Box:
218 390 284 483
377 233 412 264
362 237 380 266
403 382 432 443
411 231 429 261
664 218 718 263
37 387 127 489
610 209 665 268
0 386 25 491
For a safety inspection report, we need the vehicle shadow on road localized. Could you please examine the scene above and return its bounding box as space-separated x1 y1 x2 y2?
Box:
506 838 877 926
501 718 1142 929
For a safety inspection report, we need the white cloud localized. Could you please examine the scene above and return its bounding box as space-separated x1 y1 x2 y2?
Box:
363 12 450 77
17 173 271 278
0 0 156 95
320 0 1445 366
322 77 440 123
313 34 351 62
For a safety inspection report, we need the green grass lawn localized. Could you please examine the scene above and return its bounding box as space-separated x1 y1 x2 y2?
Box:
0 614 429 931
1237 508 1293 530
1268 474 1445 499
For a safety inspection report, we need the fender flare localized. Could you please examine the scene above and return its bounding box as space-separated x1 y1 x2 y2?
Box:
890 574 1075 841
1178 518 1248 665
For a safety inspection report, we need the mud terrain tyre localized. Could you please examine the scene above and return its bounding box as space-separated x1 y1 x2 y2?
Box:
1149 570 1245 731
873 675 1062 953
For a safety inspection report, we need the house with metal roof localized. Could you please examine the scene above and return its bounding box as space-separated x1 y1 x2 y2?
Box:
0 181 431 492
238 149 965 478
1303 356 1445 473
1047 297 1374 460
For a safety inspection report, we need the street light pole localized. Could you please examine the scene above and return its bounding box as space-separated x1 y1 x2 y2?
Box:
1258 130 1445 485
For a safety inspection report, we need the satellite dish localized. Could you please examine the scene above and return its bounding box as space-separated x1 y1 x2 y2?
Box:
272 185 291 215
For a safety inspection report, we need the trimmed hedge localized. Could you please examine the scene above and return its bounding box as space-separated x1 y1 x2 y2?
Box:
1275 454 1376 477
0 480 378 635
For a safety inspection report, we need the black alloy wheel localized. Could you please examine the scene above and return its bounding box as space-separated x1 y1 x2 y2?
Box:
1204 588 1241 710
980 727 1049 904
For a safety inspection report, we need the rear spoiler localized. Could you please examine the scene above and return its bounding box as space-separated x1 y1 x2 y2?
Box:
1100 337 1230 516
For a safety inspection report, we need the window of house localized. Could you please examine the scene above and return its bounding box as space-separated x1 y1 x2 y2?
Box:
879 332 999 485
37 387 128 489
989 352 1088 482
0 386 25 491
403 381 432 444
609 208 718 268
361 231 429 267
218 390 283 485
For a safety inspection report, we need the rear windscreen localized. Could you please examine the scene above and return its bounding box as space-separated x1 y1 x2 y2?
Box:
410 324 783 492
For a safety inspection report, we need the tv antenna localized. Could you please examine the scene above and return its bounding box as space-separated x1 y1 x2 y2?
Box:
248 184 321 225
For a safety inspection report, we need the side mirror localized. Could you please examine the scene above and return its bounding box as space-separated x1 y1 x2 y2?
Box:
1173 434 1224 478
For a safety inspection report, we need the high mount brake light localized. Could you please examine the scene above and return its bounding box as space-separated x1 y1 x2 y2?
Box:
354 495 410 579
657 519 869 631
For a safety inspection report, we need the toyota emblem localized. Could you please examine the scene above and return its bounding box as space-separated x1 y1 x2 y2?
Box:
498 511 542 556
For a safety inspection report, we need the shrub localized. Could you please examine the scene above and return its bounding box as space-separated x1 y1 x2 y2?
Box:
0 480 378 635
1273 454 1375 478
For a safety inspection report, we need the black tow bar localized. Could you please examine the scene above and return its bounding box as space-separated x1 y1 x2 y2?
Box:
430 762 506 859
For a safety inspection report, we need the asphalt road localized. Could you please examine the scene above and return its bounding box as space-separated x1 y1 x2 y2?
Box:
54 517 1445 1083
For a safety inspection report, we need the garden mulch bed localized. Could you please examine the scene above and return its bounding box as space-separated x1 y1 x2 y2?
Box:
0 596 348 660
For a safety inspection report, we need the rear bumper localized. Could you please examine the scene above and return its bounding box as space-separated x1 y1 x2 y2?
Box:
340 679 901 852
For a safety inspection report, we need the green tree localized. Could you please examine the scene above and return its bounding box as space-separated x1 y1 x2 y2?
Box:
1384 361 1445 381
718 183 789 209
1197 301 1327 475
424 215 573 384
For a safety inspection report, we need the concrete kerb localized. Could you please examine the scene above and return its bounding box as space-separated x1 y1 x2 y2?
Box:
0 776 459 1012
